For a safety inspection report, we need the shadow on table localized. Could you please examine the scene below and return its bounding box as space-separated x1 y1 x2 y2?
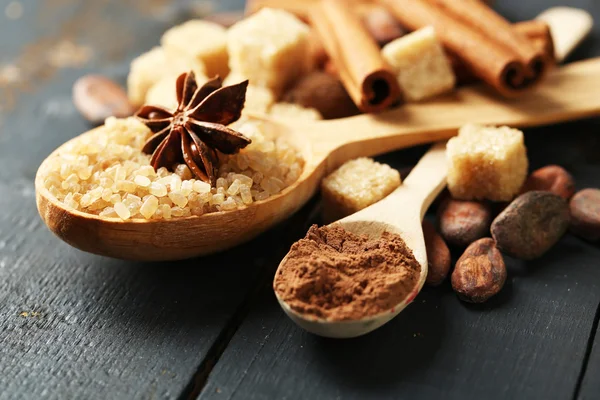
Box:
75 196 323 335
308 288 446 390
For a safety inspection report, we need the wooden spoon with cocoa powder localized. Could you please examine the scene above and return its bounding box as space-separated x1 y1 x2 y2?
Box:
36 58 600 260
274 141 447 338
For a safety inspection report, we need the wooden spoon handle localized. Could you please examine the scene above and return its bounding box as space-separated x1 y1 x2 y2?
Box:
537 7 593 63
395 141 448 219
308 57 600 164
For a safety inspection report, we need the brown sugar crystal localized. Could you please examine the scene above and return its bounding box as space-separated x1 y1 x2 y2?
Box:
274 225 421 321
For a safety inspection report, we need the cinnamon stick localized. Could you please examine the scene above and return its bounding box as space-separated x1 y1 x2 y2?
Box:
452 20 555 84
246 0 373 22
309 5 405 69
429 0 547 78
245 0 496 22
515 20 555 63
311 0 401 112
378 0 544 96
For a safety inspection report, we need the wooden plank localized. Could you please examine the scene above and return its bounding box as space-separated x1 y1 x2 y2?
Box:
0 0 290 399
578 309 600 400
0 177 320 400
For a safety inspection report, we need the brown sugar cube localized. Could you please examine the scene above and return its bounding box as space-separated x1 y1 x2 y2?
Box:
227 8 312 96
127 47 206 107
446 124 528 202
321 158 401 223
382 27 456 102
161 20 229 79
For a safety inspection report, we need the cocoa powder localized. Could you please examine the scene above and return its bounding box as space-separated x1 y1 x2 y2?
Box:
274 225 421 321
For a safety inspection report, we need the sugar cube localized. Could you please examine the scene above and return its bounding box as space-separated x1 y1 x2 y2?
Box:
446 124 528 202
227 8 312 95
127 46 206 106
321 157 401 222
161 20 229 79
382 26 455 102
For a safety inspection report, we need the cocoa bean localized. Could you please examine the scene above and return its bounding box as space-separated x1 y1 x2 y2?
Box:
282 72 359 119
451 238 506 303
423 220 451 286
569 188 600 241
521 165 575 199
437 198 493 247
491 191 570 260
73 75 135 124
362 6 406 47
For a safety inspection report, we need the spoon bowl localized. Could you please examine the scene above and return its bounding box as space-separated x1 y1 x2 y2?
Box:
274 142 447 338
35 58 600 260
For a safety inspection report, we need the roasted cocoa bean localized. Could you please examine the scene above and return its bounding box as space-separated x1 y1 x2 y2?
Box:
491 191 570 259
423 220 451 286
437 198 493 248
451 238 506 303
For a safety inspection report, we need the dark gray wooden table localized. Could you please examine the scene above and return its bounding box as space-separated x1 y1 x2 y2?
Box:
0 0 599 399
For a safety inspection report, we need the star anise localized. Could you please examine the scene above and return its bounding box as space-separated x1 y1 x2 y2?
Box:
135 71 251 185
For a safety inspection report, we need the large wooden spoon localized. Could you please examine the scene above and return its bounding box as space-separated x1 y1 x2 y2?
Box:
36 58 600 260
274 141 447 338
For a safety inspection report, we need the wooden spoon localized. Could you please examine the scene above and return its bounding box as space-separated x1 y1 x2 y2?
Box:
36 58 600 260
274 141 448 338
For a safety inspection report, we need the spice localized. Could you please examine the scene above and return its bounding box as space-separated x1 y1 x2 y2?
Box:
380 0 549 96
310 0 401 112
274 225 421 321
136 72 251 185
422 220 451 287
437 198 493 248
40 117 304 219
520 165 575 200
451 20 554 84
362 5 406 47
569 189 600 242
282 71 359 119
491 191 570 260
72 74 135 124
451 238 506 303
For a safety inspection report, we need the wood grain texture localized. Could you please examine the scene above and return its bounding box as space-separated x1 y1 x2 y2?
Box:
0 177 317 400
200 122 600 399
0 1 297 399
1 0 600 399
578 309 600 400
